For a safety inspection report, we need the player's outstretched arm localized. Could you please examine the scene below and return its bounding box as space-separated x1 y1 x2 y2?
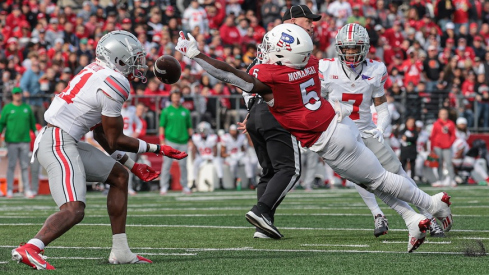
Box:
175 31 272 96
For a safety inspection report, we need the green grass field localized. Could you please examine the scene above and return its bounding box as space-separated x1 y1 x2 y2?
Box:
1 185 488 274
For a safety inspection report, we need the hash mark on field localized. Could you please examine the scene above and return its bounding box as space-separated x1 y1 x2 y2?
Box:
382 241 452 244
0 261 8 264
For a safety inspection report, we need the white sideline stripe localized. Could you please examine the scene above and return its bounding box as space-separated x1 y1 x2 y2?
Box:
382 241 452 245
0 261 8 264
0 245 463 255
185 248 463 255
459 237 489 240
2 223 489 233
301 244 369 248
49 257 103 260
137 253 197 256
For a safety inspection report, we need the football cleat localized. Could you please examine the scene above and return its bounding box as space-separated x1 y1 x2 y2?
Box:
245 205 283 239
429 192 453 232
253 228 271 239
373 214 389 237
406 214 430 253
429 218 446 237
11 243 55 270
109 252 152 264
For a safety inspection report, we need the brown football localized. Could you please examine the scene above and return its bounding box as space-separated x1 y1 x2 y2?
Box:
153 55 182 84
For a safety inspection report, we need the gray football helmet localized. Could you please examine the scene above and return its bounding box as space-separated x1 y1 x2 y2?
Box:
96 30 148 82
197 121 211 137
335 23 370 67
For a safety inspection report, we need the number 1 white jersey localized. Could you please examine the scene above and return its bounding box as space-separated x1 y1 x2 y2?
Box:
44 62 131 141
319 58 388 132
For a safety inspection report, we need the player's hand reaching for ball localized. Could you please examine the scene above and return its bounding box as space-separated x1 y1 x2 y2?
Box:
161 145 188 160
175 31 200 59
131 163 160 182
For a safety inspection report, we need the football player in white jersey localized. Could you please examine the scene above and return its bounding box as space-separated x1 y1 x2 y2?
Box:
191 121 224 189
11 31 188 270
221 124 254 188
319 23 445 239
121 98 143 195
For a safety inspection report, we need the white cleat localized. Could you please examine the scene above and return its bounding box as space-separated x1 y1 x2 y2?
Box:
406 214 430 253
109 252 152 264
429 192 453 232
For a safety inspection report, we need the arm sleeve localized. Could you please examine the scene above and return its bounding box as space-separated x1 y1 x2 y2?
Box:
0 106 7 133
372 64 388 98
159 109 167 128
374 102 390 132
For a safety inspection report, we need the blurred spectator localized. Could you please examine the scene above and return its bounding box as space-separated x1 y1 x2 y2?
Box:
20 58 45 125
347 6 365 26
206 2 226 30
476 84 489 128
435 0 455 31
327 0 352 28
261 0 281 28
452 0 473 35
430 108 457 187
182 0 208 34
401 50 423 87
423 45 443 92
0 87 37 198
400 117 419 180
219 16 241 46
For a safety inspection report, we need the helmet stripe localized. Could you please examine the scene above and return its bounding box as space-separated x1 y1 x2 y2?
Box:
348 24 354 41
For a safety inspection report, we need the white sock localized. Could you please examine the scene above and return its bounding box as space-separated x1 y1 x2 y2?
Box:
374 171 432 210
397 167 433 219
354 183 384 217
27 238 45 251
373 190 416 222
111 233 136 263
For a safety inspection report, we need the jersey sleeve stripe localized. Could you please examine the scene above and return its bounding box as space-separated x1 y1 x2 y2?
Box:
104 78 128 101
105 76 129 99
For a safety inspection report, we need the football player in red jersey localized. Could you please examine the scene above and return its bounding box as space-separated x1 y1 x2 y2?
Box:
176 24 453 252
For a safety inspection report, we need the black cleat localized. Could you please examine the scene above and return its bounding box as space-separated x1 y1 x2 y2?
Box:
245 205 283 239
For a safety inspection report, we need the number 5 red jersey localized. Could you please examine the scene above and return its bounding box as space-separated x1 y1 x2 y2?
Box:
248 56 335 147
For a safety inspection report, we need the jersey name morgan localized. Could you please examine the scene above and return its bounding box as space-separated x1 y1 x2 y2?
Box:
249 56 335 147
192 134 218 157
319 58 387 132
44 62 131 141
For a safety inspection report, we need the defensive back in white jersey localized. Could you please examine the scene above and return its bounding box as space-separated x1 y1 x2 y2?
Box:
192 134 218 159
44 62 131 141
221 133 247 159
319 58 388 132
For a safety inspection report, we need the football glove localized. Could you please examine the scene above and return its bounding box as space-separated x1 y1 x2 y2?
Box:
333 100 352 122
363 128 384 143
131 163 160 182
175 31 200 59
160 145 188 160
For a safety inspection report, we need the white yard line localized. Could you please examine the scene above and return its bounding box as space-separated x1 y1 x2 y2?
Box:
136 253 197 256
1 223 489 233
382 241 452 244
301 244 369 247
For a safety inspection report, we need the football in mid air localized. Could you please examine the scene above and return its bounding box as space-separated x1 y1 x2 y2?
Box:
153 55 182 84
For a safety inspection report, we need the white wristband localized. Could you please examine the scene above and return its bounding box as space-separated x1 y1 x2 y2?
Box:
137 139 148 154
110 150 126 161
123 157 135 170
148 143 159 153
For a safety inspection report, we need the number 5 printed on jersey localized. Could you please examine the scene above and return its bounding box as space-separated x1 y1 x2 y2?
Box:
300 78 321 111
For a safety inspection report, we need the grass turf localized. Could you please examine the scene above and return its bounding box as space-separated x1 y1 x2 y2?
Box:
1 185 488 274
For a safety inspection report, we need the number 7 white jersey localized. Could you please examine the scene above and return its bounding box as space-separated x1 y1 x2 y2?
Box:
44 62 131 141
319 58 388 132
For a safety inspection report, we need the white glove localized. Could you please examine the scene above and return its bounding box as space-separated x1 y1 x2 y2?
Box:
364 128 384 143
175 31 200 59
333 100 352 122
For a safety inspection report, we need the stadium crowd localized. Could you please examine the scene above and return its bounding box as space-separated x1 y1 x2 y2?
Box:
0 0 489 195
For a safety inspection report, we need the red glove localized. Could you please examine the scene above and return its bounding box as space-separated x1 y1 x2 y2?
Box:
131 163 160 182
161 145 188 159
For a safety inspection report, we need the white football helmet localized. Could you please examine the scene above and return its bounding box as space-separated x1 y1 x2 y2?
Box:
96 30 148 82
258 23 313 69
335 23 370 67
197 121 211 137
